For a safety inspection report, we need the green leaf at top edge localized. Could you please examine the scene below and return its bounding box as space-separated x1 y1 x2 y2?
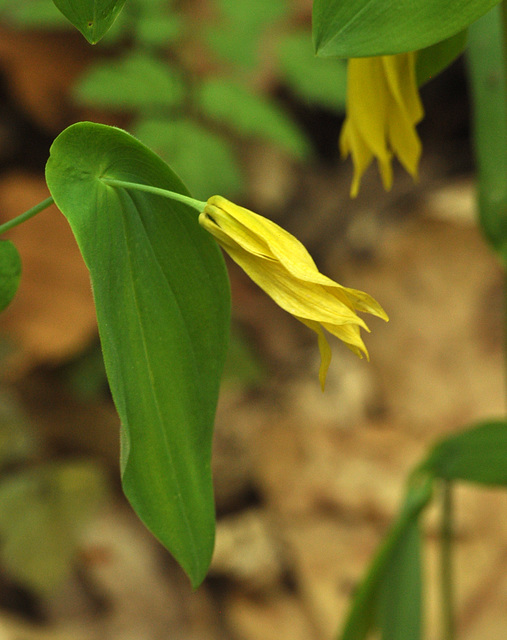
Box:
313 0 498 58
52 0 126 43
45 121 231 587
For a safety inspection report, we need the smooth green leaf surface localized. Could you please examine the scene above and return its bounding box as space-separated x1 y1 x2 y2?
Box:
73 52 184 112
377 519 422 640
313 0 499 58
52 0 126 43
45 122 231 586
198 79 310 159
134 118 243 200
423 420 507 486
0 240 21 312
466 6 507 258
416 30 468 86
340 479 432 640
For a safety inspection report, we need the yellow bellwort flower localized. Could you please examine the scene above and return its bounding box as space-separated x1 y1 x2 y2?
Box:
199 196 388 390
340 52 424 197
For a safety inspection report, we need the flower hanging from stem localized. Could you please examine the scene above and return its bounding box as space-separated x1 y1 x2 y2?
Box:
340 52 424 197
199 196 388 389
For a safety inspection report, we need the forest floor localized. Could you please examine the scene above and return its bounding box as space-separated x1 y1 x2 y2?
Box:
0 23 506 640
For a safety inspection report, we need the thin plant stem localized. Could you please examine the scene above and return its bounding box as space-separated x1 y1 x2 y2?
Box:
441 480 455 640
101 178 206 212
0 196 54 236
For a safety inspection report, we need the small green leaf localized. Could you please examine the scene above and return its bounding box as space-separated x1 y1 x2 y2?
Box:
0 240 21 312
51 0 126 43
423 420 507 486
278 31 347 111
0 461 106 594
416 30 468 86
133 118 243 200
46 122 230 587
466 5 507 258
313 0 499 58
198 78 310 159
73 52 184 112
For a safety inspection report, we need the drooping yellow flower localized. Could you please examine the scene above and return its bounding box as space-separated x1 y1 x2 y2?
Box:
340 52 424 197
199 196 388 389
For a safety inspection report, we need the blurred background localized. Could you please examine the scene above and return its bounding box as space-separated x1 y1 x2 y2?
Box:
0 1 506 638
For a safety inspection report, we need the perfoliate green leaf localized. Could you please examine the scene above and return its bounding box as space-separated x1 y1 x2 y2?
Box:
0 240 21 312
73 52 184 112
198 78 310 159
51 0 126 43
466 5 507 258
423 420 507 486
0 461 106 594
313 0 499 58
416 30 468 86
278 31 347 111
133 118 243 200
45 122 231 587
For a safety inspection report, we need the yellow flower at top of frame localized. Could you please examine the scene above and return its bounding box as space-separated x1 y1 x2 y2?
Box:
340 52 424 197
199 196 388 390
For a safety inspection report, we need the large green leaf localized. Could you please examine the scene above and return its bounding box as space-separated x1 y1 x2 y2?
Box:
423 420 507 486
0 240 21 312
52 0 126 43
45 122 231 587
313 0 499 58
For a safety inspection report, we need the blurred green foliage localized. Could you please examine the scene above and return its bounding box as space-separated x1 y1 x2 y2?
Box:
0 0 347 199
0 391 108 594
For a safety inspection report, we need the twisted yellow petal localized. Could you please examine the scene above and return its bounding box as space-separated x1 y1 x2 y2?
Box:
340 52 423 197
200 196 388 389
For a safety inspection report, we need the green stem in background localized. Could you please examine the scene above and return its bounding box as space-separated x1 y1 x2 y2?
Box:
441 480 455 640
0 196 54 236
101 178 207 212
467 5 507 258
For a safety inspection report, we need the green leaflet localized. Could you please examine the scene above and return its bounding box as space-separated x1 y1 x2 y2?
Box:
52 0 125 43
45 122 231 587
0 240 21 312
313 0 499 58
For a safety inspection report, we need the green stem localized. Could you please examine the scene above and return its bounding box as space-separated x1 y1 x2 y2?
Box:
0 196 54 236
101 178 206 212
441 480 455 640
